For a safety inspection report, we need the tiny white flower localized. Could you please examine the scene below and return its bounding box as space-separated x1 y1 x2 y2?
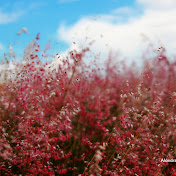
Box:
131 134 134 138
17 27 28 35
112 117 117 121
95 150 103 162
117 154 121 159
172 92 176 97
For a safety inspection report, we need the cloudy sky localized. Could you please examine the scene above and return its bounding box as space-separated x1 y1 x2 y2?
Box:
0 0 176 66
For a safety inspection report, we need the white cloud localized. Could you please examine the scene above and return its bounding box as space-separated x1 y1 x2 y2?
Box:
0 10 23 24
112 7 135 15
137 0 176 10
46 43 81 76
56 0 176 67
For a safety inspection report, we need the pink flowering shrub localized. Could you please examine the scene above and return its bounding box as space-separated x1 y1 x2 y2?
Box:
0 36 176 175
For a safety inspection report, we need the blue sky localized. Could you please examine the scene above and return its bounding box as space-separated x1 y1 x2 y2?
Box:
0 0 176 66
0 0 138 61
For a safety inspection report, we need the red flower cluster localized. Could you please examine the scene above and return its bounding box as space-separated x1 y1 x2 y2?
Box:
0 37 176 175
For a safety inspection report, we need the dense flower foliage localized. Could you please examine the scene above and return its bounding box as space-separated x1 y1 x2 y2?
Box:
0 36 176 175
